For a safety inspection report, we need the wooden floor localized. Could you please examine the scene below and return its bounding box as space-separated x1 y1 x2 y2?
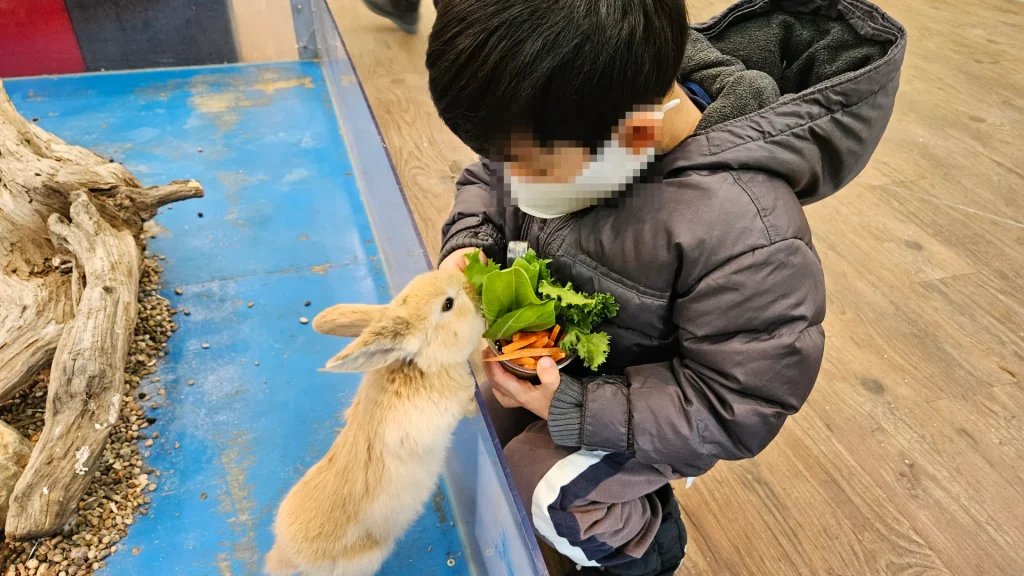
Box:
329 0 1024 573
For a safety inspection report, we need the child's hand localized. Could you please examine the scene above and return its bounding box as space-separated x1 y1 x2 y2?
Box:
438 247 486 272
483 349 560 420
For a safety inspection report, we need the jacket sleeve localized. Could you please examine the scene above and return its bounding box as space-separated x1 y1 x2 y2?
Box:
547 237 826 477
438 158 507 265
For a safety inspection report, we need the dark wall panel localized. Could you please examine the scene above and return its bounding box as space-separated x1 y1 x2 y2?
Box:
63 0 238 72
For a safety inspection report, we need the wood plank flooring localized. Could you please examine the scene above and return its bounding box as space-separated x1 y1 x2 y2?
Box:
329 0 1024 573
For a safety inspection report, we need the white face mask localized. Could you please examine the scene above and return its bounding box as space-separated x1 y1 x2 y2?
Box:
508 99 681 219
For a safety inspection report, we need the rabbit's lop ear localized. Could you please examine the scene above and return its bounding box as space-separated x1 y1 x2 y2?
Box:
323 315 419 372
313 303 384 338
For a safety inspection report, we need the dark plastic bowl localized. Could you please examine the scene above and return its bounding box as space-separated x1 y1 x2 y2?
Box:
487 339 575 381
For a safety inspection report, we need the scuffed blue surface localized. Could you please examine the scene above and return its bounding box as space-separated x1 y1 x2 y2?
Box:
4 63 467 575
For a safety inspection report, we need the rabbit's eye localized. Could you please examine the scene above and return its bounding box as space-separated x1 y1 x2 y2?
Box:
442 297 455 312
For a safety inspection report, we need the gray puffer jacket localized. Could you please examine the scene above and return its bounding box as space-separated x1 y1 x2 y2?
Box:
440 0 906 477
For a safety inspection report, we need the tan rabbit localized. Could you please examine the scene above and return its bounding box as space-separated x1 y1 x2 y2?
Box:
265 269 485 576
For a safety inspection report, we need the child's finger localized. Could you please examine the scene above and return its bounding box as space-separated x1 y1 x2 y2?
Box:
536 356 560 390
491 386 520 409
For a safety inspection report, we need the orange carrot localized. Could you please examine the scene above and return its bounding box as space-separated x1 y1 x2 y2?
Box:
509 357 537 369
485 347 563 362
500 334 542 353
547 325 561 346
522 330 549 347
513 332 527 341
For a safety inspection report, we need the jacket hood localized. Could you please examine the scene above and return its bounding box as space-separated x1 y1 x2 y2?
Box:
664 0 907 204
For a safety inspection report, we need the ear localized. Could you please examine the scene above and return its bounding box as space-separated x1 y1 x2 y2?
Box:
323 315 418 373
617 114 661 154
313 304 385 337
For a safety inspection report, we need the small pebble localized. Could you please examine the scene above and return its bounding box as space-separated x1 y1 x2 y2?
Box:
174 442 180 449
152 432 160 439
132 547 140 555
145 440 154 447
157 389 166 396
197 212 204 218
200 492 208 501
174 288 183 295
151 376 160 383
158 255 166 260
254 361 259 366
304 300 311 307
299 317 309 324
183 309 191 316
187 380 195 386
247 302 255 308
197 147 203 152
201 343 210 349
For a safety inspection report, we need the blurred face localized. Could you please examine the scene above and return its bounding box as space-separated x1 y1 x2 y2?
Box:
502 106 665 184
504 135 592 183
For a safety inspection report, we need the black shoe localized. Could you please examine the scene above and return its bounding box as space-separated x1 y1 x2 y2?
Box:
361 0 419 34
569 484 686 576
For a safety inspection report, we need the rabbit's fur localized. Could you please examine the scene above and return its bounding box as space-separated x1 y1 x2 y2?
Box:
265 269 485 576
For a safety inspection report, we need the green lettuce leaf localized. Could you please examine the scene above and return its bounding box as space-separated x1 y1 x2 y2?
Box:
538 280 593 308
512 258 540 291
464 250 500 295
574 332 611 370
484 300 557 340
481 267 541 324
520 249 552 284
559 328 611 371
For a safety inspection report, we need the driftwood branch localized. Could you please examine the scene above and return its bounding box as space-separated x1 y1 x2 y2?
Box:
5 192 141 539
0 276 69 403
0 78 204 534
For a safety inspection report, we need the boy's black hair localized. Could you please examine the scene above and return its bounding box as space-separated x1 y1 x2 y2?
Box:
427 0 689 156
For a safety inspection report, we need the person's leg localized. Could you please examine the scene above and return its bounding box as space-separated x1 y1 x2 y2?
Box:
361 0 420 34
505 422 686 575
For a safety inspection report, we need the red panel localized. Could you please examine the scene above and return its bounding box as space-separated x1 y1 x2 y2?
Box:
0 0 86 77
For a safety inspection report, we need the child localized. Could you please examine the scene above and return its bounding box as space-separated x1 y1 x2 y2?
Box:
430 0 906 573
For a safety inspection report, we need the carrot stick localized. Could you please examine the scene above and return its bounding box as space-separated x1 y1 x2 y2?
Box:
509 357 537 368
485 347 563 362
500 334 542 353
513 332 527 341
522 330 549 347
547 325 561 346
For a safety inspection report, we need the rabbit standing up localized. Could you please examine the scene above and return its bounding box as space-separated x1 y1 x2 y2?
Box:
265 269 485 576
